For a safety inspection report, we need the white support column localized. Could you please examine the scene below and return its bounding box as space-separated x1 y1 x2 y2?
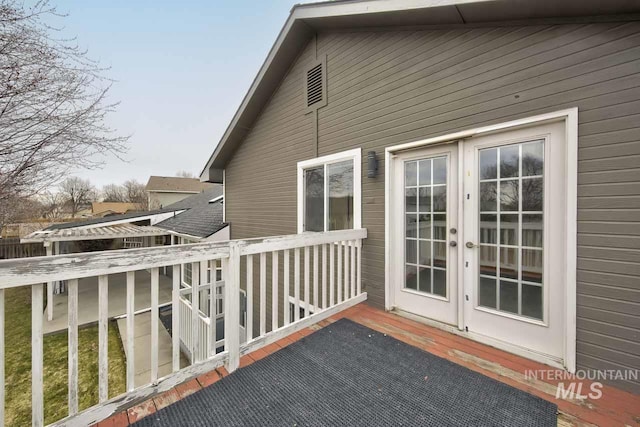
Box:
98 275 109 403
68 279 79 415
224 243 241 373
150 268 159 383
32 284 44 427
191 262 200 363
126 271 135 391
172 264 180 373
45 243 53 321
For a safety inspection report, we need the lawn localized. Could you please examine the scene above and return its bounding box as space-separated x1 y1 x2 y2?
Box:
5 286 127 425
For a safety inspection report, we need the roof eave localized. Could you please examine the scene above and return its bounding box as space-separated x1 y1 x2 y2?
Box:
200 0 640 181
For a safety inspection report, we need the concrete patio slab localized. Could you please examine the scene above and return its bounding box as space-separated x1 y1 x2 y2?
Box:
117 311 189 388
44 270 173 334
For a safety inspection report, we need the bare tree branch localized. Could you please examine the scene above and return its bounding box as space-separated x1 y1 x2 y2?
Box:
0 0 129 204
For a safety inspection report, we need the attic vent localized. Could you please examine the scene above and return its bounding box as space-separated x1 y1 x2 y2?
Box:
306 63 323 107
304 56 327 113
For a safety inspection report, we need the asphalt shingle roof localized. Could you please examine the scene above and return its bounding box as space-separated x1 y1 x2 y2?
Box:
155 186 226 239
45 207 183 230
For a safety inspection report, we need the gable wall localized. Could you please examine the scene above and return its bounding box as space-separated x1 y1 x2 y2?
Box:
224 20 640 393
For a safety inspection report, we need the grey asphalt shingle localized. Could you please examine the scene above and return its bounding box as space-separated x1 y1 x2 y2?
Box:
155 186 227 239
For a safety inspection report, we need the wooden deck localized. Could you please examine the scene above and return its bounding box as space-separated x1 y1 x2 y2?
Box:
95 303 640 427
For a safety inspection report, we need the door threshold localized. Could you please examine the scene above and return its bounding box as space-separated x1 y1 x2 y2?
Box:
391 307 566 371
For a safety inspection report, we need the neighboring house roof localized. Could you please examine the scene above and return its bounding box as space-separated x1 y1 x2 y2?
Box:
92 202 142 216
45 207 182 230
155 186 227 239
146 176 215 193
199 0 640 181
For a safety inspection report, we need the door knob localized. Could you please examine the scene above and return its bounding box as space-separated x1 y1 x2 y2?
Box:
465 242 477 249
449 241 457 247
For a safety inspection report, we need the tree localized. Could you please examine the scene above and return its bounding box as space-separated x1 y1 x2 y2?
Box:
0 193 43 233
40 191 66 219
102 184 126 202
123 179 148 210
175 170 194 178
59 177 95 217
0 0 128 205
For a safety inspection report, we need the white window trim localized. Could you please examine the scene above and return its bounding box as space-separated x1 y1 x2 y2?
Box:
297 148 362 233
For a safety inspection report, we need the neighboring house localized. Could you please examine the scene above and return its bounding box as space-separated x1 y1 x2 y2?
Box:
200 0 640 394
146 175 216 209
91 202 143 217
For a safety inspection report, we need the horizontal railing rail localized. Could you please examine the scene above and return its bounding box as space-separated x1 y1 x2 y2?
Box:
0 228 367 427
0 241 231 287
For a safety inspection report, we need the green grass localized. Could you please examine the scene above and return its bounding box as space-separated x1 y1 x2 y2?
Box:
5 286 127 425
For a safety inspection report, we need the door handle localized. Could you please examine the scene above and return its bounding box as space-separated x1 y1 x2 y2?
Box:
449 241 457 247
465 242 478 249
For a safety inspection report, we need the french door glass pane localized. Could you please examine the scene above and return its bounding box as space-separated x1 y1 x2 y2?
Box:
477 140 544 320
328 160 354 230
404 157 447 297
304 166 324 232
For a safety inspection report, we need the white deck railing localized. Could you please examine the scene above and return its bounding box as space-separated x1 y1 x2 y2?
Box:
0 228 367 426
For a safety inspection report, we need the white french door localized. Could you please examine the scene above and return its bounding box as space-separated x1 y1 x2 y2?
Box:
462 121 567 363
391 144 459 326
390 120 569 366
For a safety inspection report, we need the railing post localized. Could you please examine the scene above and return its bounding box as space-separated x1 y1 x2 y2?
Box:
224 241 241 373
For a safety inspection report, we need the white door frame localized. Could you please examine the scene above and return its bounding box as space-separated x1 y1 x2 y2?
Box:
384 108 578 372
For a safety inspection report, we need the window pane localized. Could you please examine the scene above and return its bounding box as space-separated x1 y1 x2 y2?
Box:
522 214 543 247
405 265 418 290
418 240 431 266
480 214 497 244
500 145 519 178
418 160 431 186
522 284 542 319
418 266 431 293
405 188 417 213
500 247 518 279
522 141 543 176
304 166 324 232
480 182 497 212
433 269 446 297
480 245 497 277
480 148 497 180
522 248 543 284
522 178 543 211
433 157 447 185
499 280 518 314
405 239 417 264
500 214 519 246
405 214 417 238
433 242 446 268
418 214 431 240
479 277 497 309
500 180 519 211
418 187 431 213
328 161 353 231
432 186 446 212
405 161 417 186
433 214 446 240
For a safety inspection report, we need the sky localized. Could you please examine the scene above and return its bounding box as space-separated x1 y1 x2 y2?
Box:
51 0 301 188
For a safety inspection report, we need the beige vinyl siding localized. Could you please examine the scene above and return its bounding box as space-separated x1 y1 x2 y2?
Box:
224 20 640 393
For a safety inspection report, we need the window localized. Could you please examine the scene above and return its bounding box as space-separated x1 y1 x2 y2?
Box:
297 148 361 233
477 140 544 320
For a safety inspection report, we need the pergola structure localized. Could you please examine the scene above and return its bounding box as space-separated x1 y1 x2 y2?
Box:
22 223 170 321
